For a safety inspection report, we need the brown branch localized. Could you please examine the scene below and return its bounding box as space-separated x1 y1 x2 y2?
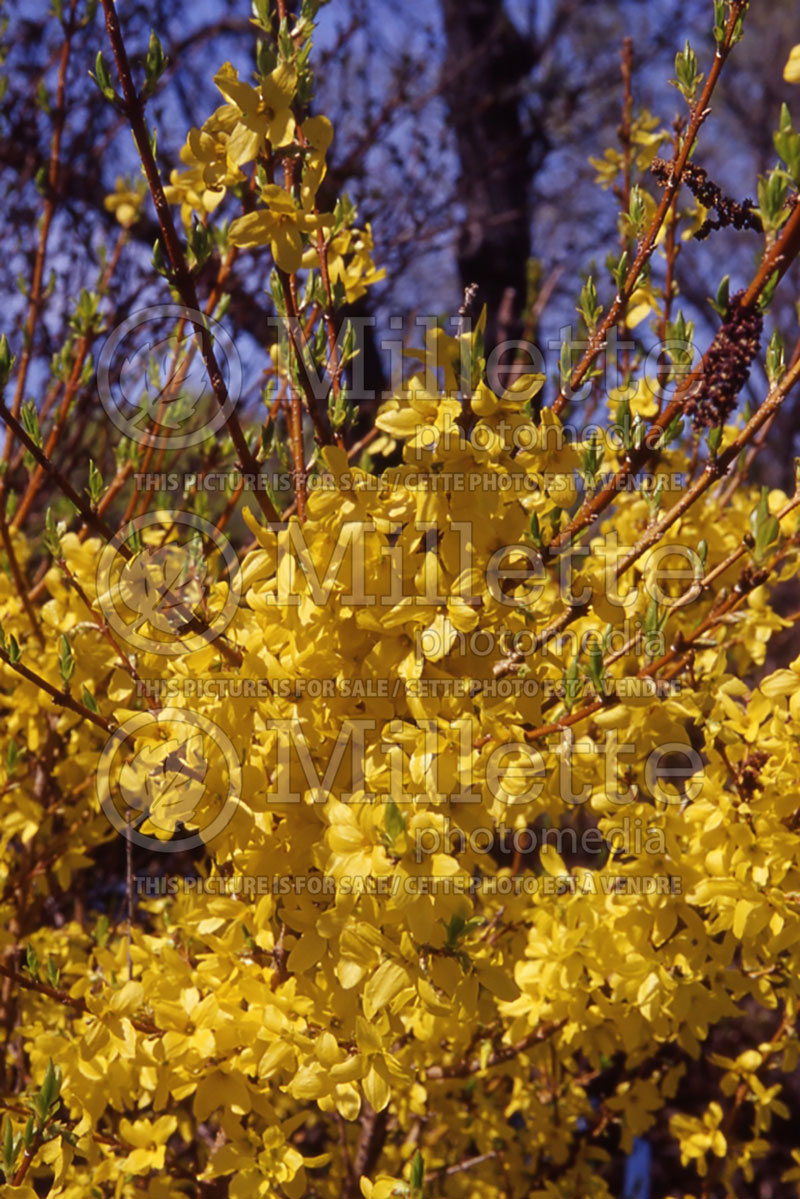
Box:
521 517 799 745
606 347 800 586
546 207 800 561
11 231 126 531
312 231 347 450
699 1007 794 1199
0 961 159 1036
0 397 243 670
655 122 685 411
0 647 113 733
348 1102 388 1198
551 5 744 419
0 512 44 647
98 0 278 524
427 1151 499 1181
616 37 635 361
0 3 76 480
0 396 121 547
11 1128 45 1186
426 1020 565 1080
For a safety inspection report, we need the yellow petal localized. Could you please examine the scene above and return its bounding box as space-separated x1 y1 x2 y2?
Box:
363 960 409 1020
784 44 800 83
363 1064 391 1112
304 115 334 153
229 211 274 248
272 224 304 273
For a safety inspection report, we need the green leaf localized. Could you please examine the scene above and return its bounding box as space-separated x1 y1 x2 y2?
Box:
644 596 668 656
586 639 606 697
143 30 166 95
26 944 39 979
708 275 729 319
673 40 702 102
631 413 646 451
39 1058 59 1119
384 799 406 847
277 15 294 62
563 656 581 712
87 459 103 506
616 395 632 451
410 1148 425 1197
270 270 287 317
90 50 117 104
766 329 786 386
252 0 272 31
187 220 212 271
7 634 21 665
626 185 646 238
6 738 19 775
750 487 780 565
577 275 601 331
0 334 14 387
3 1115 15 1175
152 239 169 279
713 0 726 46
443 913 482 952
559 338 573 386
756 171 790 234
657 412 681 450
645 474 664 517
774 104 800 184
757 269 781 314
528 511 543 550
611 249 629 289
58 634 75 685
43 508 63 557
707 425 723 455
21 399 42 448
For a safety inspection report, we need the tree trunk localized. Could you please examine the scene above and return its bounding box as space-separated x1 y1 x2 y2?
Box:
440 0 538 353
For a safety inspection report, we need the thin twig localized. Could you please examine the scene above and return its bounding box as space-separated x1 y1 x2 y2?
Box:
98 0 278 524
551 6 745 419
0 647 113 732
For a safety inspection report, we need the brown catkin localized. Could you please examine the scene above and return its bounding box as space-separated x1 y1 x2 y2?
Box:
650 158 762 240
687 290 763 430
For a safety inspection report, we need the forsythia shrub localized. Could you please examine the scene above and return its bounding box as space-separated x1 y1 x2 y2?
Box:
3 1 800 1197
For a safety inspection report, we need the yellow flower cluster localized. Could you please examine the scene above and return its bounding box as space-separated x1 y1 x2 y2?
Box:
2 307 800 1195
14 25 800 1199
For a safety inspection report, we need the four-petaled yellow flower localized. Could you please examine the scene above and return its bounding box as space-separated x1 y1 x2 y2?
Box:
214 60 297 156
118 1115 178 1175
229 183 333 273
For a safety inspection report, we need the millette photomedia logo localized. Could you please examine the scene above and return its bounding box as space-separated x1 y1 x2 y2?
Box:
97 708 242 853
95 510 242 657
96 303 241 449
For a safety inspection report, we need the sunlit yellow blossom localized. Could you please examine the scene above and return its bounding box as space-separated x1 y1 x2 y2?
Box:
229 183 333 272
213 60 297 153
